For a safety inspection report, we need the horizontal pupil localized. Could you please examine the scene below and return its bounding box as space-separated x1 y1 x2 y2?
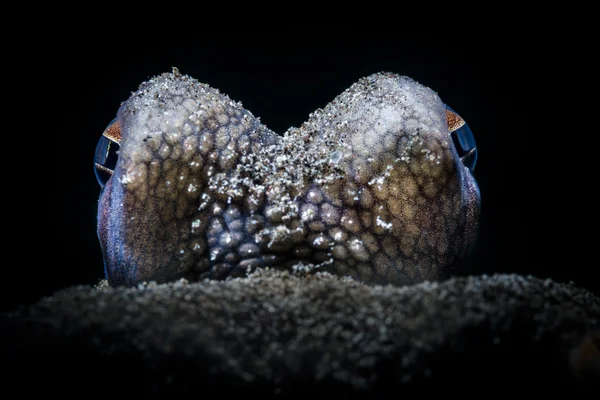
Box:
94 136 120 187
451 126 475 156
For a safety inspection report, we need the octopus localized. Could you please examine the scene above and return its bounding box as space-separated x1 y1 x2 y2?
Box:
94 68 480 287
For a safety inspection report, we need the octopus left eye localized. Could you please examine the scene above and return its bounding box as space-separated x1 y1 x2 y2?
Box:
94 118 121 187
445 105 477 171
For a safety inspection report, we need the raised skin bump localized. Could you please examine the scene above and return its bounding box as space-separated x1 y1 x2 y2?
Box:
96 69 480 287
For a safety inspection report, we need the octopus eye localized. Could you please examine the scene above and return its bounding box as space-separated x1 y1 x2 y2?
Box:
445 105 477 171
94 118 122 187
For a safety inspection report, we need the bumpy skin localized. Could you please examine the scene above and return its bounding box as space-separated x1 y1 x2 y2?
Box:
98 69 480 286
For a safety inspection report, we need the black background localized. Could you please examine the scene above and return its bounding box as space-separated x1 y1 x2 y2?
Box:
6 33 544 311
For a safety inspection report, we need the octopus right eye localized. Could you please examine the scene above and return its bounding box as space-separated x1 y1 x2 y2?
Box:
94 118 121 188
445 105 477 172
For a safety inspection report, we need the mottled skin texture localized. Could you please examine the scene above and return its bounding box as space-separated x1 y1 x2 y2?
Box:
98 69 480 287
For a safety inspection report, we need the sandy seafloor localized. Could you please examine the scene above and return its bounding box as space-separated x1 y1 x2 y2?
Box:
2 269 598 396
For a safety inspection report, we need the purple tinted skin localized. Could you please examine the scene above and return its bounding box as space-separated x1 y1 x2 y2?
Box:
96 70 480 287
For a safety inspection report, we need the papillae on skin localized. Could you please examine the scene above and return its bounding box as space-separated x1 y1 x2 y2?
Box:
97 69 480 287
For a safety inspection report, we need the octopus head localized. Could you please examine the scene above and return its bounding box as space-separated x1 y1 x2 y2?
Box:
94 70 480 287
